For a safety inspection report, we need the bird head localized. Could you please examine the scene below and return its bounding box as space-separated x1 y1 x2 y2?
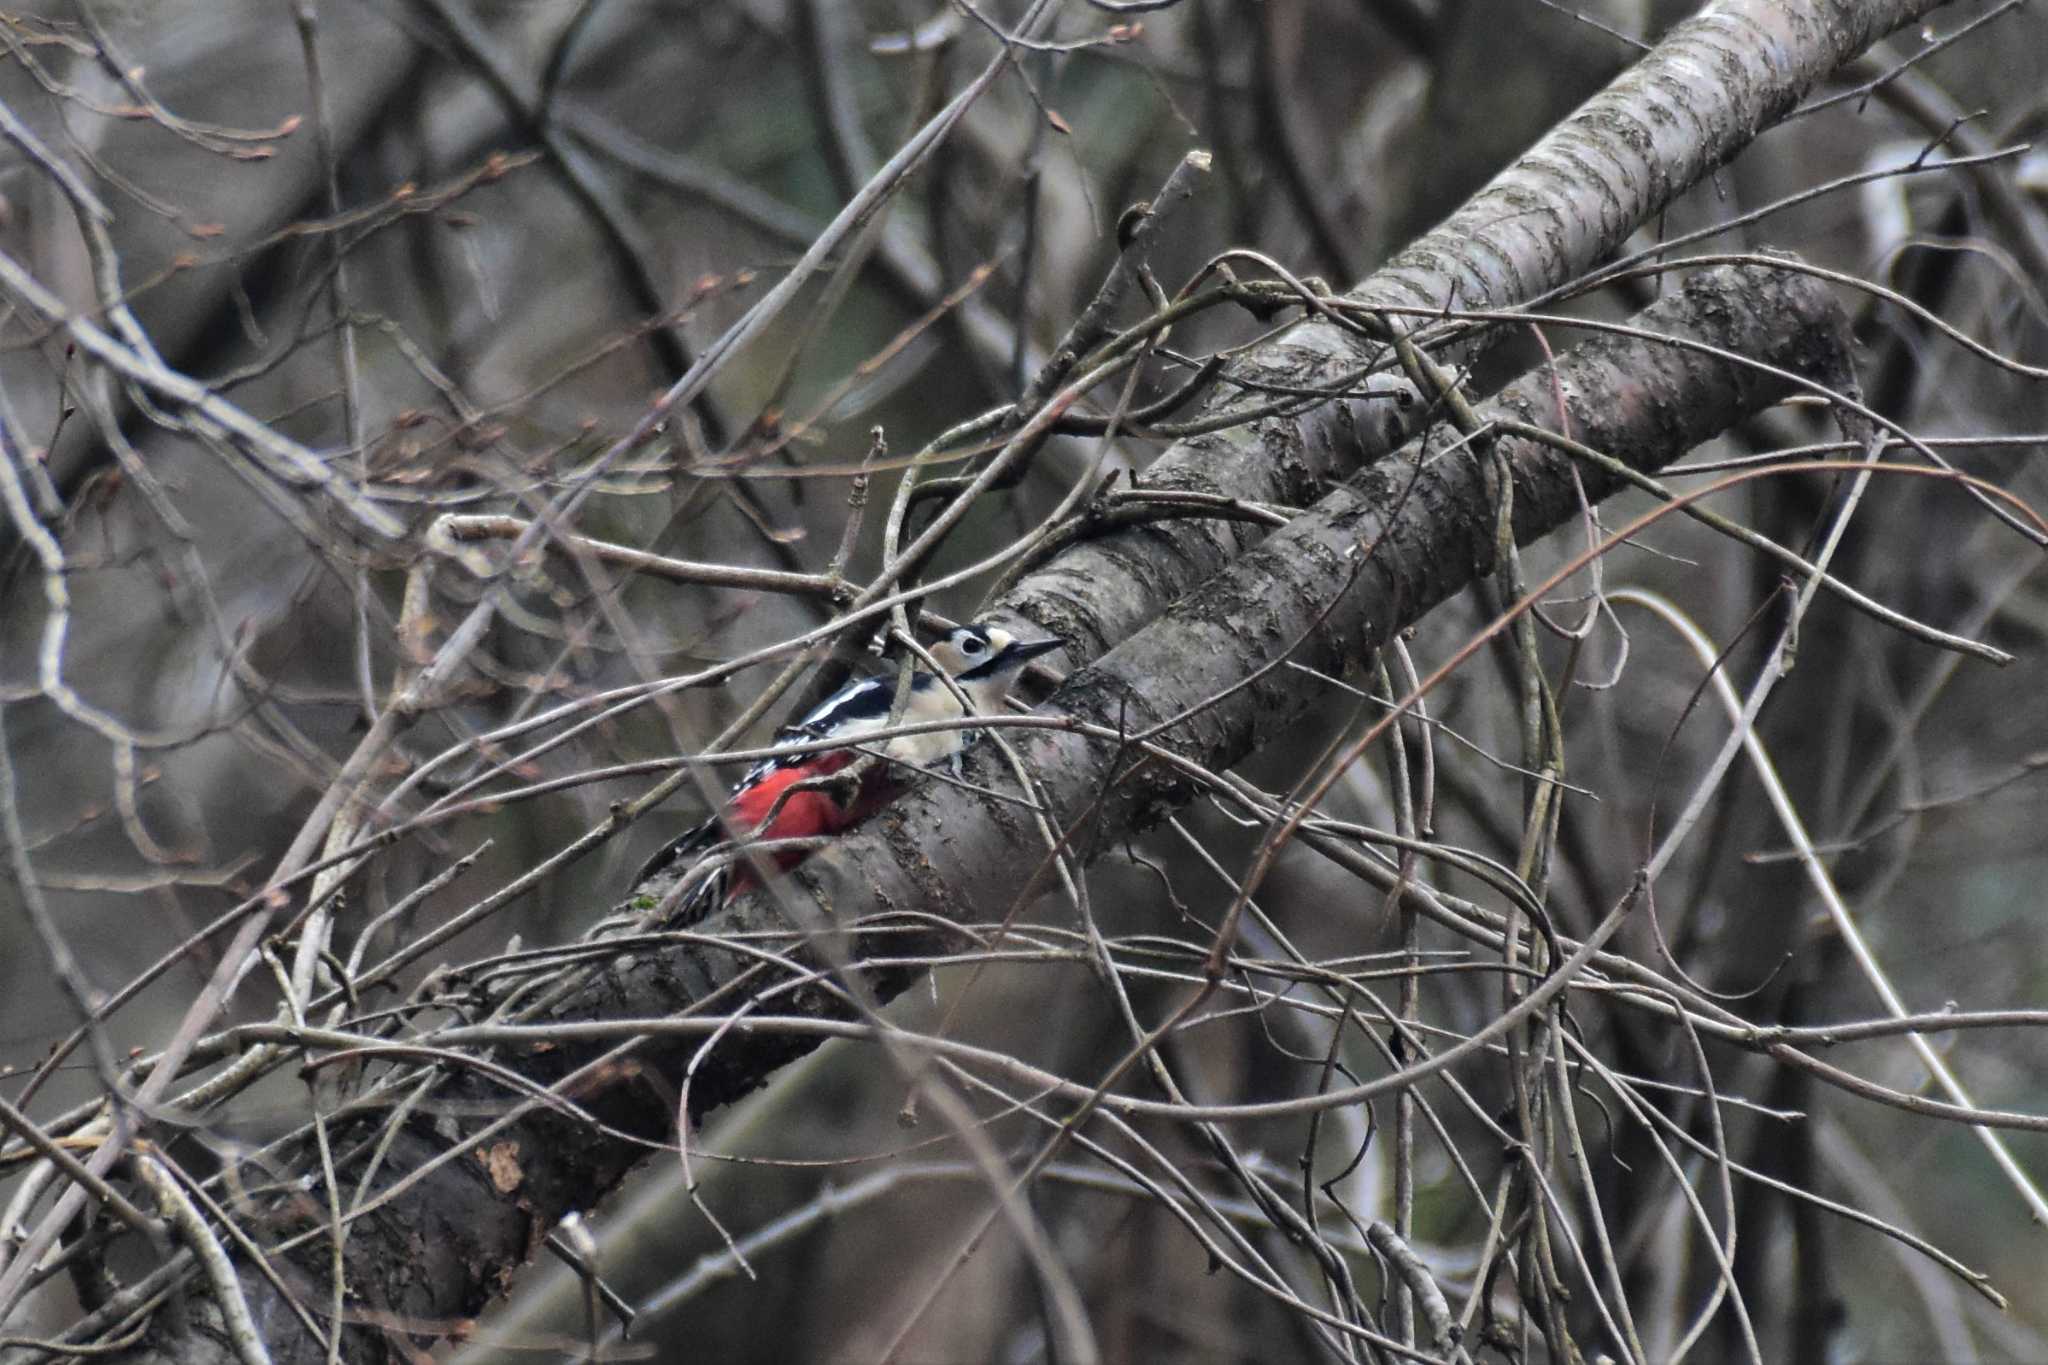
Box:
930 622 1063 683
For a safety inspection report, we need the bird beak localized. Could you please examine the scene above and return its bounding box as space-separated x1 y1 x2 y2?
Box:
1006 636 1064 665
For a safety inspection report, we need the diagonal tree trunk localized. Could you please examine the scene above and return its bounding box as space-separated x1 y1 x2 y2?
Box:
1002 0 1952 670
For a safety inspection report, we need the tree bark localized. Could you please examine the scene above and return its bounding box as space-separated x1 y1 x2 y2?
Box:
1005 0 1952 671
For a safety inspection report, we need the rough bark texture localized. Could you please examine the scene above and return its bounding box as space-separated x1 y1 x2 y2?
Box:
1004 0 1950 671
776 262 1854 1025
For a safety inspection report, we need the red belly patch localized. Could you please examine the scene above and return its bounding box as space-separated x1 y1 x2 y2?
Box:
719 750 877 899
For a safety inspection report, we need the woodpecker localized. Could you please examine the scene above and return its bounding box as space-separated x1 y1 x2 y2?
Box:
638 622 1061 920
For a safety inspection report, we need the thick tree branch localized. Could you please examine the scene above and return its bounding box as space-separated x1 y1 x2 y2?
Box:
662 260 1861 1112
1002 0 1955 670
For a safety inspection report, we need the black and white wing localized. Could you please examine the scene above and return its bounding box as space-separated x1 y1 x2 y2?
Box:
745 676 898 781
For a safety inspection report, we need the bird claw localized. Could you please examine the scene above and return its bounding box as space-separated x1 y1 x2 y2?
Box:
782 758 871 816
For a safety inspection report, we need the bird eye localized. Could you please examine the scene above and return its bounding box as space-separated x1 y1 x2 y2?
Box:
961 636 987 656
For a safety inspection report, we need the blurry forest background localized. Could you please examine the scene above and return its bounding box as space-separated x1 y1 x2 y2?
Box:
2 1 2048 1362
